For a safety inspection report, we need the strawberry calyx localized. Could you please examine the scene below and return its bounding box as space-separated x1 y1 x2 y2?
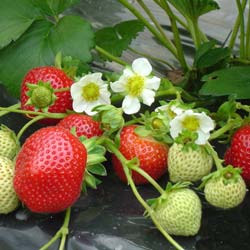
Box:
79 136 107 191
147 182 192 211
92 104 124 136
200 165 242 189
25 81 57 112
132 111 173 144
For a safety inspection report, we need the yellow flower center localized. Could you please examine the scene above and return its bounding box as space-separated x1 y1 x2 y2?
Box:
126 75 145 97
82 83 100 102
182 115 200 131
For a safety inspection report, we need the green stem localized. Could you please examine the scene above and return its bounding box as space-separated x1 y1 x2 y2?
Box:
187 18 202 49
209 121 237 141
130 166 165 194
236 0 246 58
246 1 250 58
104 138 184 250
228 0 247 50
0 103 21 117
118 0 178 58
236 101 250 112
206 142 223 170
54 87 70 93
155 88 178 98
128 47 176 70
136 0 169 43
0 106 67 119
95 46 128 66
40 207 71 250
230 57 250 64
17 115 44 141
155 0 189 71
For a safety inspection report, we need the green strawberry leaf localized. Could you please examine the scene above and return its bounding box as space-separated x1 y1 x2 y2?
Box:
32 0 80 16
193 41 231 69
95 20 144 58
0 0 41 49
200 66 250 99
0 15 94 98
168 0 219 21
216 97 237 122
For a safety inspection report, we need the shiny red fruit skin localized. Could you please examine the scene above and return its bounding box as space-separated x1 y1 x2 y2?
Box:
112 125 169 185
229 125 250 183
57 114 103 138
20 66 73 124
13 126 87 213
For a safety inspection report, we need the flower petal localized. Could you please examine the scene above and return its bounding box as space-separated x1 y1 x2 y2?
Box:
90 73 104 86
198 113 215 133
123 68 134 78
99 91 111 104
195 130 210 145
169 117 183 138
122 95 140 114
70 82 82 96
84 104 97 116
141 89 155 106
132 58 152 76
171 105 184 115
144 76 161 90
73 97 87 113
110 80 126 93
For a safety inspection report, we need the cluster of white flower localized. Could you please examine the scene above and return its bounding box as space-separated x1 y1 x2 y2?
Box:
70 57 215 145
70 58 160 116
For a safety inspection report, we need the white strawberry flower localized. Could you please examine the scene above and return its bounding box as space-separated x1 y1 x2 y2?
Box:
170 110 215 145
110 58 161 114
70 72 111 116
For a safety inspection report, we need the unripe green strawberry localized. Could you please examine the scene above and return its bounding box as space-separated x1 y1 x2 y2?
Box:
168 143 213 182
154 184 202 236
0 156 19 214
204 166 246 209
0 125 19 160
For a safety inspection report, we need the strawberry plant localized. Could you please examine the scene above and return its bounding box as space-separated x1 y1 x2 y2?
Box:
0 1 250 250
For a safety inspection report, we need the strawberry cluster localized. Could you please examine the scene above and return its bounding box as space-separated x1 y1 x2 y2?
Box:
0 63 249 250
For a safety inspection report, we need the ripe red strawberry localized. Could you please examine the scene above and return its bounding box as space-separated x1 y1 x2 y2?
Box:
13 126 87 213
226 124 250 184
20 66 73 124
112 125 169 185
57 114 103 138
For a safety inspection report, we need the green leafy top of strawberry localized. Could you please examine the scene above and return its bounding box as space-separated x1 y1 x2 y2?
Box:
25 81 57 112
92 104 124 136
200 165 242 189
80 136 107 191
134 110 173 145
147 182 192 211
